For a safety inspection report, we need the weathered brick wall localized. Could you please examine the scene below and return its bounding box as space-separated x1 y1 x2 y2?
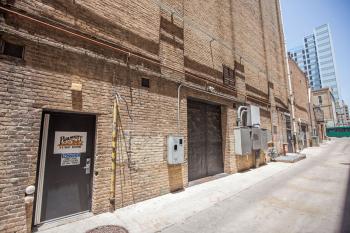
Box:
289 59 310 123
236 152 267 172
312 88 337 124
289 58 313 146
0 0 289 232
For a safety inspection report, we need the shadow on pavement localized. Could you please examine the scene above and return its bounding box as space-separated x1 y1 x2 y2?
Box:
341 159 350 232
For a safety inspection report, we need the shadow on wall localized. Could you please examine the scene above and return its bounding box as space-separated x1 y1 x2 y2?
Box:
341 161 350 233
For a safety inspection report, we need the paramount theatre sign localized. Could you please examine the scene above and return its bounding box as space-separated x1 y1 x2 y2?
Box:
53 131 87 154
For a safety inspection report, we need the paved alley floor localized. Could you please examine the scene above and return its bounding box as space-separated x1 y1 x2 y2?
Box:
38 138 350 233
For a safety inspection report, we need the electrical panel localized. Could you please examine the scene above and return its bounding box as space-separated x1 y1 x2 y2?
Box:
247 105 260 127
260 129 268 151
234 127 252 155
234 127 269 155
252 127 261 150
167 136 184 165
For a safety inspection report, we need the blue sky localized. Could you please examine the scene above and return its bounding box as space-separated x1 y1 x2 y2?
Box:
281 0 350 105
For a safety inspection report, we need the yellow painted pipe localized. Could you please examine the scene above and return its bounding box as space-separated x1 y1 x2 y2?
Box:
110 98 117 211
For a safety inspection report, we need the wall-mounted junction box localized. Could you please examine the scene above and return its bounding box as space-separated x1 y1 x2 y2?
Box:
260 129 268 151
167 136 184 165
234 127 252 155
247 105 260 127
252 127 262 150
234 127 269 155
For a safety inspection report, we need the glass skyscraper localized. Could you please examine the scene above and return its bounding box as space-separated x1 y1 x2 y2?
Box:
288 24 340 100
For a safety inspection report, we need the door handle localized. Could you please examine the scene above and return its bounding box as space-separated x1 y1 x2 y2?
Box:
83 158 91 174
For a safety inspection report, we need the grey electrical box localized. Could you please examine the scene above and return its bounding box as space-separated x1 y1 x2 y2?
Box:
234 127 252 155
247 105 260 127
260 129 268 150
252 127 261 150
167 136 184 165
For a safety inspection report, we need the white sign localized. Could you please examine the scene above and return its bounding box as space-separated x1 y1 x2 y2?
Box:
54 131 87 154
61 153 81 166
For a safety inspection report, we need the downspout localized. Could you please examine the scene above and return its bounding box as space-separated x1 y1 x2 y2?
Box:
307 87 315 143
278 0 297 152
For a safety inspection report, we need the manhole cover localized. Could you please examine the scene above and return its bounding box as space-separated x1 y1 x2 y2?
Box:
86 225 128 233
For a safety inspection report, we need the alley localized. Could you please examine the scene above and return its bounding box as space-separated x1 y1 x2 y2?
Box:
162 138 350 233
37 139 350 233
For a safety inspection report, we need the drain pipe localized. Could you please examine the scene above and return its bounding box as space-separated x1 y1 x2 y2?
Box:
279 0 297 152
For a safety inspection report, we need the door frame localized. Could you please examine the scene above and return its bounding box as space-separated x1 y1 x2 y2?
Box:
33 111 96 225
187 98 224 181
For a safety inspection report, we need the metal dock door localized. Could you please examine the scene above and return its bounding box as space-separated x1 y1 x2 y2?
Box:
188 100 223 181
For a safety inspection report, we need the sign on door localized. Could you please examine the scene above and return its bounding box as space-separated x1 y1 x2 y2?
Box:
53 131 87 154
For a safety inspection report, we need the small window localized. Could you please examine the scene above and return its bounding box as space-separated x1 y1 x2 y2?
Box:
1 40 24 59
318 96 323 105
141 78 150 88
273 126 278 134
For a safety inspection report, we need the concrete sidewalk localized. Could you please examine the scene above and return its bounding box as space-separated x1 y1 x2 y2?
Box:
38 142 333 233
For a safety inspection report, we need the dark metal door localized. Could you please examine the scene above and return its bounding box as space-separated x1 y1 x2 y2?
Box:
39 113 95 222
188 100 223 181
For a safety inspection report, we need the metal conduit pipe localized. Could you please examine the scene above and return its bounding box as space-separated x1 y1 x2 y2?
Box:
240 109 248 127
177 83 239 134
237 106 248 126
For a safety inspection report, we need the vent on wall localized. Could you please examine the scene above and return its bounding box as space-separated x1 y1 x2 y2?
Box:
1 40 25 59
223 65 235 89
141 78 150 88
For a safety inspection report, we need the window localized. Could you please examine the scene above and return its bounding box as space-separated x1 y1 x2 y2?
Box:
318 96 323 105
1 40 24 59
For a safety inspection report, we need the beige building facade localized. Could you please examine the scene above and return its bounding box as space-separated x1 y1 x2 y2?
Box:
312 88 337 128
288 58 314 150
0 1 290 232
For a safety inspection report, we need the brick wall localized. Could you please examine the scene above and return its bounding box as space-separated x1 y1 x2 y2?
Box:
289 58 313 147
0 0 289 232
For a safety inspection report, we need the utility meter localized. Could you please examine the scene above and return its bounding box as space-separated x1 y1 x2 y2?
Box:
167 136 184 165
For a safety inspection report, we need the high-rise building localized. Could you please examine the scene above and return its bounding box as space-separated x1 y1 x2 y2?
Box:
288 24 340 100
